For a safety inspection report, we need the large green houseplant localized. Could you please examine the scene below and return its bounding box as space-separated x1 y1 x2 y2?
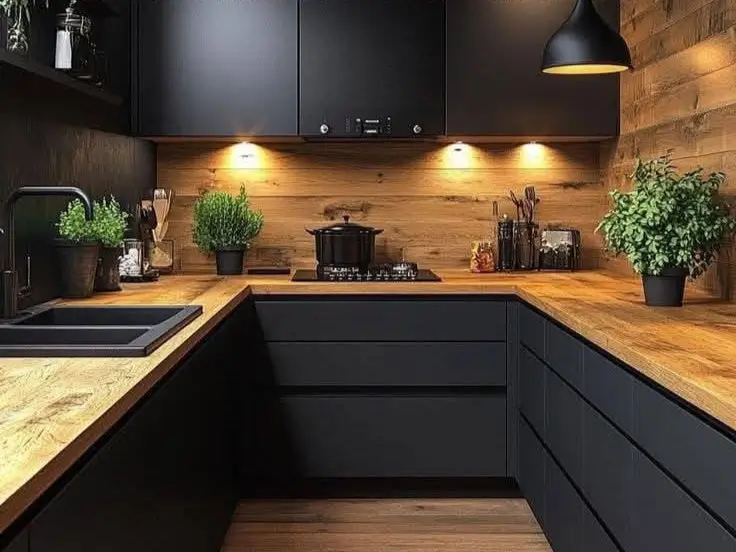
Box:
597 155 736 306
192 185 264 275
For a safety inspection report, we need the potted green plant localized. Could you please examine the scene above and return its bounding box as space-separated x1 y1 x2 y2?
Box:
192 185 264 275
91 196 129 292
597 155 736 306
1 0 49 54
56 199 99 298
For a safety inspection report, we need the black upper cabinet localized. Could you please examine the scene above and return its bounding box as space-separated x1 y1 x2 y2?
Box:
135 0 298 136
446 0 620 137
299 0 445 138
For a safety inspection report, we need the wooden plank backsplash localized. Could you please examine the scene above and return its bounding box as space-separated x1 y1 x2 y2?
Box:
157 141 606 272
604 0 736 299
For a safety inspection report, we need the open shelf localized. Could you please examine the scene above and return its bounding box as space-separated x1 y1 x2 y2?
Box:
0 48 123 106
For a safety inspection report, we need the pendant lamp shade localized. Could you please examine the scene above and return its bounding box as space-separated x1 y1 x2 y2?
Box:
542 0 632 75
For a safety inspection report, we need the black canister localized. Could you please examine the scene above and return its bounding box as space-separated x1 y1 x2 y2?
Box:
497 214 514 271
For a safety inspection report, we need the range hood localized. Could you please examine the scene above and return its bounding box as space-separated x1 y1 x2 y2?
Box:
298 0 446 139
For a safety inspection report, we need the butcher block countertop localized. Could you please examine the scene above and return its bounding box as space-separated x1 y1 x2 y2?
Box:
2 270 736 535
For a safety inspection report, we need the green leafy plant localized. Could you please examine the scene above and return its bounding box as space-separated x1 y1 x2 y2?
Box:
91 197 129 248
57 196 129 246
192 185 264 253
57 199 95 243
596 155 736 278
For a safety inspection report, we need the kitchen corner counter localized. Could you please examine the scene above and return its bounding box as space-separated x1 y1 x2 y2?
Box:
2 270 736 536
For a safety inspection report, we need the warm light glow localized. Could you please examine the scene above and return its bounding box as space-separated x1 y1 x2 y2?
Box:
543 63 630 75
453 141 466 152
231 142 260 168
443 142 474 169
519 142 547 168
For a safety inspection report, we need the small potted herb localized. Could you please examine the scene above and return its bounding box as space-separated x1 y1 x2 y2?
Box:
192 185 264 275
92 196 129 292
56 199 99 298
597 155 736 306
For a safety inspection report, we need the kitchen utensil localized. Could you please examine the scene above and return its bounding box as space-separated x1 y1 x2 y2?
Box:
509 191 522 221
513 221 540 270
306 215 384 268
497 214 514 271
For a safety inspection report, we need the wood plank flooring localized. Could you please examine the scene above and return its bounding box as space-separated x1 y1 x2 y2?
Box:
221 499 551 552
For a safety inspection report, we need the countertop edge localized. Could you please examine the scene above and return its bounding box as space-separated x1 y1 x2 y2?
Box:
0 282 252 537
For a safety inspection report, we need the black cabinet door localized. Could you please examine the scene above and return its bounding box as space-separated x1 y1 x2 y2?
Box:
518 418 546 526
519 347 546 439
242 394 507 479
136 0 298 136
1 531 28 552
446 0 619 136
545 455 583 552
546 368 583 483
299 0 445 137
30 315 239 552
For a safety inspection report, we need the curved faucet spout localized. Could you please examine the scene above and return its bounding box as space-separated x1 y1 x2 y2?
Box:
2 186 93 319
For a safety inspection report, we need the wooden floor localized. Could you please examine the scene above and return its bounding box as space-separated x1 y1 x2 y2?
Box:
221 499 552 552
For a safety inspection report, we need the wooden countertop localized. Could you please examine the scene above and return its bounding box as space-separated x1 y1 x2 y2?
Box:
1 270 736 536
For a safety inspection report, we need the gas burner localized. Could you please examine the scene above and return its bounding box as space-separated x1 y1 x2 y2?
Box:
297 262 440 282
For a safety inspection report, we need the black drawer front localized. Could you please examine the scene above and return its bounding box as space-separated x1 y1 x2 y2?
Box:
246 394 507 478
519 305 545 358
259 342 506 387
519 418 546 526
583 347 635 434
582 403 634 550
545 455 583 552
634 383 736 532
546 321 583 391
520 346 546 439
255 300 507 342
632 449 736 552
546 368 583 483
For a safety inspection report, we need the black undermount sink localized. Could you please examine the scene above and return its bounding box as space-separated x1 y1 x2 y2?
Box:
0 305 203 357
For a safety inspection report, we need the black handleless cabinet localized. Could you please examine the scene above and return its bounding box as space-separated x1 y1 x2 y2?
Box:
135 0 298 136
299 0 445 138
446 0 619 137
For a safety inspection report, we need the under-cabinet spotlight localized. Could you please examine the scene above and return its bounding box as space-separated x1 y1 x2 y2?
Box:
453 141 465 152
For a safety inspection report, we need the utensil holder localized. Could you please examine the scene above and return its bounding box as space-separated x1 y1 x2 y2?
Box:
513 222 539 270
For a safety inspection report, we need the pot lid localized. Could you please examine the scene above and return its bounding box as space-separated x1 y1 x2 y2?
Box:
310 215 381 234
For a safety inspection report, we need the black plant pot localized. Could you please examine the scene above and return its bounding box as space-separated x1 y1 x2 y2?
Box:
56 240 100 298
95 246 122 292
215 248 245 275
642 267 688 307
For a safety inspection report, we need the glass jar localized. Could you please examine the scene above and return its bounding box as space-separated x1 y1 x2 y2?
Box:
120 239 145 277
55 8 94 80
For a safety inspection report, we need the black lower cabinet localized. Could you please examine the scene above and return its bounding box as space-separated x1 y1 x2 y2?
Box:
518 418 545 526
0 531 28 552
631 450 735 552
545 454 582 552
29 306 245 552
243 394 506 480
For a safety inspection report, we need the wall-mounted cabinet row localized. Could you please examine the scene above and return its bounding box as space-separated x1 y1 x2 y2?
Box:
133 0 619 138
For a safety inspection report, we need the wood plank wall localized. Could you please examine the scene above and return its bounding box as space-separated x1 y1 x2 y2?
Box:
157 142 605 272
604 0 736 298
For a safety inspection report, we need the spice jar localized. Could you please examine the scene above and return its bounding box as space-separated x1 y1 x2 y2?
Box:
55 7 93 80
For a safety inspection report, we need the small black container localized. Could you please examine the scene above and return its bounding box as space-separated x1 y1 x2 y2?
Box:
306 215 384 268
56 240 100 298
215 248 245 275
95 246 122 292
642 267 687 307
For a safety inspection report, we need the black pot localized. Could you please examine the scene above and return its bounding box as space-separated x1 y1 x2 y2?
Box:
642 267 688 307
306 215 384 268
215 248 245 275
56 240 100 298
95 246 122 292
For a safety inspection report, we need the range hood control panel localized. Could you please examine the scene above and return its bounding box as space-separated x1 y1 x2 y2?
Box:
317 117 425 137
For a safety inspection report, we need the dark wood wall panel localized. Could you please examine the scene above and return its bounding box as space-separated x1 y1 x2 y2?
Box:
604 0 736 299
0 67 155 308
157 141 605 272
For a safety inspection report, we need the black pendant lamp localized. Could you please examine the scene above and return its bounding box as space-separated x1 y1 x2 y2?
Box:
542 0 632 75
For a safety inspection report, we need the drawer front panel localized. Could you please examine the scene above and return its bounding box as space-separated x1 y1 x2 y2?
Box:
546 321 583 391
545 455 583 552
634 383 736 532
259 342 507 387
245 394 507 478
519 418 546 526
546 368 583 483
520 347 546 439
519 305 545 358
255 300 507 342
583 347 635 434
632 450 736 552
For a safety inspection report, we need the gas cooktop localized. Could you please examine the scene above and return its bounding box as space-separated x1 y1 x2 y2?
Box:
292 262 442 282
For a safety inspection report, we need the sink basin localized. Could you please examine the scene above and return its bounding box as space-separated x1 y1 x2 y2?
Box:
0 305 203 357
16 306 196 327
